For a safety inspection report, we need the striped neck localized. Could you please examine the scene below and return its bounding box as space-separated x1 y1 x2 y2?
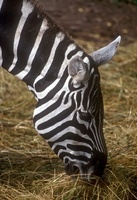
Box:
0 0 83 93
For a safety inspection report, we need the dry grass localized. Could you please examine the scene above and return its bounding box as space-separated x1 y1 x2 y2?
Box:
0 41 137 200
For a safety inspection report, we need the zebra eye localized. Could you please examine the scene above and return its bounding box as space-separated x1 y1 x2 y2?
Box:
79 110 91 121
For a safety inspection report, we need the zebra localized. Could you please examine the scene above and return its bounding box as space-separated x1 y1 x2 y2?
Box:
0 0 121 183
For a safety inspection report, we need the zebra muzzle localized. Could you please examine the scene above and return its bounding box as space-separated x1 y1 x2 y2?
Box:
64 151 107 183
64 162 80 176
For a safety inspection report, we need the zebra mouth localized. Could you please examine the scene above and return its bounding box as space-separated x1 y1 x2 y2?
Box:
65 162 104 183
64 162 80 176
64 162 98 183
64 151 107 183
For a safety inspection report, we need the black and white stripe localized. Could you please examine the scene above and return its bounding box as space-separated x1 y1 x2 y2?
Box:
0 0 120 182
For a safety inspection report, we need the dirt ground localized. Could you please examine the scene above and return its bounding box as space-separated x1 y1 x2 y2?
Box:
40 0 137 46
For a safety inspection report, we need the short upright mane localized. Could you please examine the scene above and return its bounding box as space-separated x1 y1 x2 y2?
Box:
28 0 67 37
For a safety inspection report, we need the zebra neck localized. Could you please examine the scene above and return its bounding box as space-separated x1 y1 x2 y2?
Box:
0 0 82 91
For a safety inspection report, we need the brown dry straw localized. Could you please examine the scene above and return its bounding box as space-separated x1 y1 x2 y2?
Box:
0 39 137 199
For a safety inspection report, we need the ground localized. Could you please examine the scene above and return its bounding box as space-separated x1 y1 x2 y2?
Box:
41 0 137 46
0 1 137 200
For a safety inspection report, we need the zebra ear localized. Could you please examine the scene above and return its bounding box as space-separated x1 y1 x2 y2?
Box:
90 36 121 67
68 56 90 85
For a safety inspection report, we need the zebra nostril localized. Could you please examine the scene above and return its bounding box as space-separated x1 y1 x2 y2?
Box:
65 162 80 176
72 165 79 174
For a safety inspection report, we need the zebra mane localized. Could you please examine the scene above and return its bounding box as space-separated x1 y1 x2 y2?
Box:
28 0 68 37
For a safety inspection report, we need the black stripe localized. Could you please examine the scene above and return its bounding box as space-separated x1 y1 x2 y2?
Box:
93 106 105 149
23 27 57 85
67 144 91 155
0 0 22 69
75 90 82 108
47 132 93 146
82 74 99 111
59 151 89 163
37 111 93 142
42 122 92 145
63 91 71 105
45 121 90 140
88 54 96 73
34 68 68 104
35 34 71 90
37 93 76 130
53 145 66 155
11 6 43 75
33 91 66 123
67 45 81 60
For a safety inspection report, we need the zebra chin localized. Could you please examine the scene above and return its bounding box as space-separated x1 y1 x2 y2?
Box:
64 151 107 183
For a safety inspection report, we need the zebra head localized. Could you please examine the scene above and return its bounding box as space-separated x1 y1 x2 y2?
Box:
0 0 121 184
63 36 121 182
34 36 121 183
0 0 122 186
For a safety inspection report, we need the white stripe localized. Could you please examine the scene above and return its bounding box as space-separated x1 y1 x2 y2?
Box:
87 74 98 110
29 45 82 99
98 108 106 153
76 111 89 130
16 19 49 79
33 32 65 87
34 94 74 134
0 0 4 11
33 77 70 116
58 148 91 159
52 139 92 152
35 49 83 99
45 127 92 145
0 47 2 66
83 56 90 68
91 119 102 152
33 73 83 119
63 156 87 165
8 1 34 72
